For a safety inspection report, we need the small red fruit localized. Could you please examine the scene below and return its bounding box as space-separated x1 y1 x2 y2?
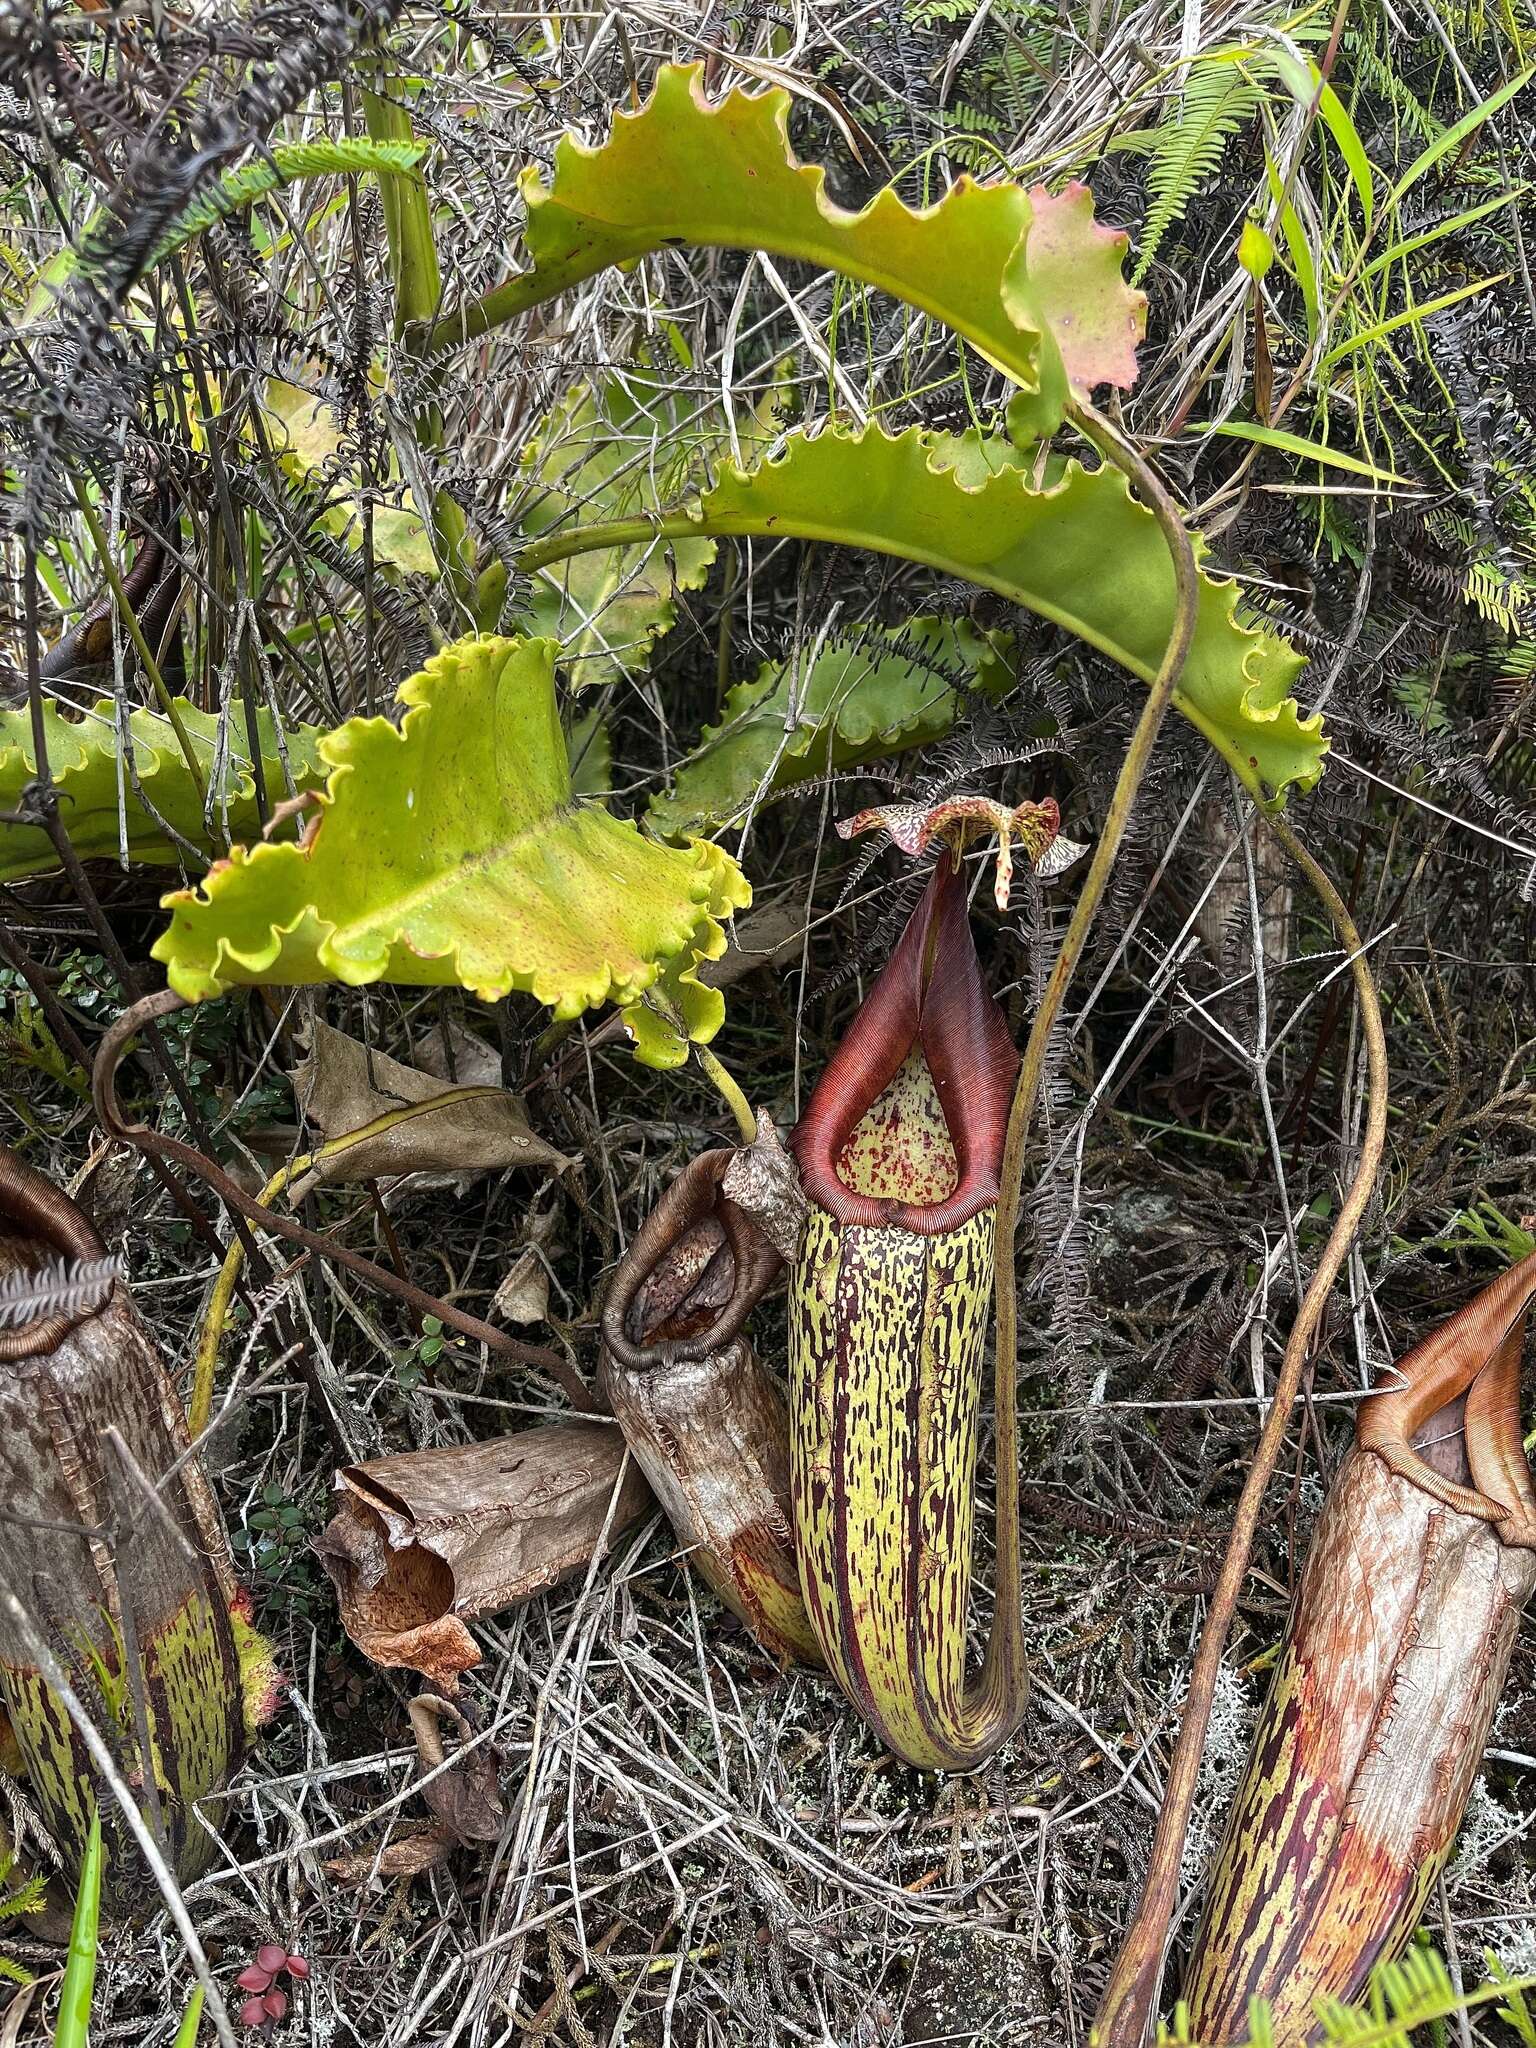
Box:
284 1953 310 1980
256 1943 288 1976
235 1965 273 1994
238 1997 268 2030
262 1989 288 2022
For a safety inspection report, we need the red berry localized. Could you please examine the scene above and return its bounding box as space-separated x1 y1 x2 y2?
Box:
238 1997 268 2030
262 1989 288 2022
235 1966 273 1994
256 1943 288 1976
284 1953 310 1980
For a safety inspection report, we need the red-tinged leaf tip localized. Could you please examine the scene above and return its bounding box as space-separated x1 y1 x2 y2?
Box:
263 1989 289 2021
792 857 1018 1233
284 1954 310 1980
239 1996 269 2030
256 1944 287 1975
1022 182 1147 395
235 1965 274 1994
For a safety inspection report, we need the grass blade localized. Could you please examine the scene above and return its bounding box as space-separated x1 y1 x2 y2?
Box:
1199 420 1412 483
1319 272 1509 369
53 1814 101 2048
173 1987 205 2048
1361 187 1529 279
1387 67 1533 205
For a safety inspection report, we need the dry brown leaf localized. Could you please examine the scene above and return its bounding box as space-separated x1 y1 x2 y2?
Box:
409 1017 505 1089
492 1246 551 1325
315 1423 653 1690
601 1149 820 1666
323 1825 455 1888
407 1693 505 1844
289 1019 569 1197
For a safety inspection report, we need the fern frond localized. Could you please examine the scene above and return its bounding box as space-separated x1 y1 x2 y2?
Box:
1462 558 1534 630
0 1846 47 1985
147 138 426 272
1485 1950 1536 2046
0 1869 49 1925
0 1255 119 1332
1163 1949 1536 2046
1123 65 1264 282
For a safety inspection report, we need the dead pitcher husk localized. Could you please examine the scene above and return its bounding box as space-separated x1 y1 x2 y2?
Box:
316 1422 652 1690
788 855 1026 1771
1181 1253 1536 2044
0 1141 275 1902
600 1146 820 1665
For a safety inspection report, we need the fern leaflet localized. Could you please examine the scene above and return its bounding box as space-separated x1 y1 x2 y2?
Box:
1120 64 1264 282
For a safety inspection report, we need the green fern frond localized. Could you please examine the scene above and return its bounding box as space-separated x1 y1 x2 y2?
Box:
0 1847 47 1987
1486 1950 1536 2045
1159 1947 1536 2046
0 1851 48 1928
1118 64 1265 282
147 138 426 271
1462 559 1534 631
1345 37 1443 145
902 0 981 21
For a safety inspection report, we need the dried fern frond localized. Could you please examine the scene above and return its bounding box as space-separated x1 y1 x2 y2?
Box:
0 1255 120 1332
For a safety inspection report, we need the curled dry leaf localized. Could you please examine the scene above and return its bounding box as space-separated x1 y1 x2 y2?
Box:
407 1692 504 1844
408 1018 504 1089
323 1823 456 1888
492 1246 552 1327
601 1148 820 1665
315 1422 652 1690
289 1018 570 1199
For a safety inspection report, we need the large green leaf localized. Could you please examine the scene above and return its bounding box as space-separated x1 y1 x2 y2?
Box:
433 65 1145 438
649 427 1323 803
649 617 1014 839
152 638 752 1065
0 697 328 883
514 372 717 684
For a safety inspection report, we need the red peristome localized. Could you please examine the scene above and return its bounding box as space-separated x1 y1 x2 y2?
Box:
284 1953 310 1980
792 857 1018 1234
255 1943 287 1976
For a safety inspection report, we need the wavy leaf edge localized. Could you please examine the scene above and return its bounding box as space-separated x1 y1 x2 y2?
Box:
0 696 328 880
153 637 750 1016
648 617 1010 839
676 424 1325 803
497 65 1143 430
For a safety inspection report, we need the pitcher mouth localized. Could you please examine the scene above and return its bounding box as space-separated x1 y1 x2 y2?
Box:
600 1148 784 1368
1358 1249 1536 1549
791 857 1019 1236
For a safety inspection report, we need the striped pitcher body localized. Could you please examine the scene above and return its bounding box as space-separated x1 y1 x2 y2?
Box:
788 855 1027 1771
0 1145 274 1904
791 1208 998 1765
1182 1253 1536 2044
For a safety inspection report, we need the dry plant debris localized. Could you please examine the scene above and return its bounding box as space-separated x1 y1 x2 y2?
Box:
2 0 1536 2043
